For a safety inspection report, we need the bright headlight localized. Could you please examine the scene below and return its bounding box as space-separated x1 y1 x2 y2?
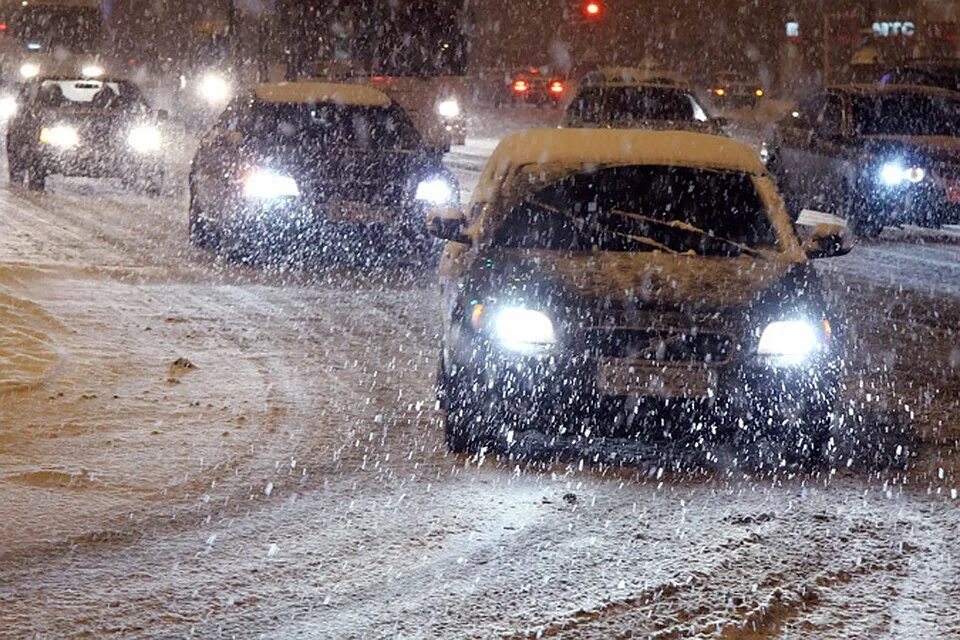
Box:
20 63 40 79
39 125 79 149
491 307 556 354
879 161 926 186
437 98 460 118
127 125 162 153
243 170 300 200
757 319 827 364
82 64 104 78
416 177 455 205
0 96 18 119
198 73 231 105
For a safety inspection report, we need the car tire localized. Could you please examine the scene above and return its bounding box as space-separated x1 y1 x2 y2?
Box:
188 187 220 250
734 397 834 471
438 363 487 454
27 164 47 192
8 153 26 186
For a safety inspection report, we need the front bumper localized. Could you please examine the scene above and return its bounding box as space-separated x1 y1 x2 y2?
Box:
864 180 960 227
444 336 840 438
37 147 162 178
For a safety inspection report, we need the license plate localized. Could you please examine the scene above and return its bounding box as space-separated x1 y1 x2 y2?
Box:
326 200 391 224
597 360 716 399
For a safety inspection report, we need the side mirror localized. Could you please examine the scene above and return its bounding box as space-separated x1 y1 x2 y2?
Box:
712 116 730 128
157 109 169 122
803 223 851 259
426 207 471 244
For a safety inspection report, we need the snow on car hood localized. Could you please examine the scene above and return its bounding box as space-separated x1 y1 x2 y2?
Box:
864 135 960 163
476 248 796 311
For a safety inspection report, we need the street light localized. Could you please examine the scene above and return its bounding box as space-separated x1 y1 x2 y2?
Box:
583 1 602 18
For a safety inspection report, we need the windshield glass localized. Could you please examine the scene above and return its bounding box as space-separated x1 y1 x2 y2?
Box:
14 7 102 53
491 165 777 255
568 86 704 123
853 93 960 136
36 80 147 111
231 102 422 150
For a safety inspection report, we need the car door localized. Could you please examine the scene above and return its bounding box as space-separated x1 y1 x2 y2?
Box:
192 103 243 218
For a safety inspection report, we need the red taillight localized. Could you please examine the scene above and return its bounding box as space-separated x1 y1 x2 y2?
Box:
0 22 8 32
584 2 601 16
550 81 564 94
513 80 528 93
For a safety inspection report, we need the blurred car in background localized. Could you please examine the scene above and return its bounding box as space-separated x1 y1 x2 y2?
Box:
6 75 166 193
429 129 848 464
579 66 692 89
507 66 568 106
878 59 960 93
768 84 960 236
710 71 765 109
564 81 717 131
188 82 458 262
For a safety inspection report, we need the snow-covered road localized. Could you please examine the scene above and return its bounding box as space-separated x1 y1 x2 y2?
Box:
1 112 960 637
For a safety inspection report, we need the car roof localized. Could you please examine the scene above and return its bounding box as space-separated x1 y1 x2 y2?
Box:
253 82 392 107
483 129 765 179
827 83 960 99
37 75 133 84
581 67 690 88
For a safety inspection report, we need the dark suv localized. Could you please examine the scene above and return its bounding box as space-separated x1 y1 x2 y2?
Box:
188 82 458 261
769 84 960 235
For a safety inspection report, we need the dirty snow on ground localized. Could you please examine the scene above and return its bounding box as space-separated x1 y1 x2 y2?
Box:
0 107 959 638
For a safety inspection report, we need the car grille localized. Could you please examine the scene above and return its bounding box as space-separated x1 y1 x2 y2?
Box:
580 327 734 365
301 182 409 207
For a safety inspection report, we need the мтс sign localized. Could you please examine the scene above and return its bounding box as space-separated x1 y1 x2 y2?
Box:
873 21 916 37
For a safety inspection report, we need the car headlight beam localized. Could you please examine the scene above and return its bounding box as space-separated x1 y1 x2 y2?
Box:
415 177 456 205
243 169 300 200
20 62 40 79
198 73 231 105
0 96 18 119
39 125 80 149
490 307 556 354
82 64 104 78
127 125 162 153
879 161 926 186
437 98 460 119
757 319 827 365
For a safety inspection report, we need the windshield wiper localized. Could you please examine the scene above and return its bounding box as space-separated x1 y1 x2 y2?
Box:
525 198 678 253
610 209 767 258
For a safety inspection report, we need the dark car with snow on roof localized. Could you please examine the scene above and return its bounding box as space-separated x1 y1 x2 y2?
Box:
427 129 850 465
563 82 718 132
188 81 458 261
6 75 167 194
768 84 960 236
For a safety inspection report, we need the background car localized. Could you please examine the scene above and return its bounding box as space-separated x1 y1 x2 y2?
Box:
188 81 459 262
710 70 765 109
768 84 960 236
563 81 716 131
506 66 568 106
6 75 166 193
429 129 849 465
878 59 960 93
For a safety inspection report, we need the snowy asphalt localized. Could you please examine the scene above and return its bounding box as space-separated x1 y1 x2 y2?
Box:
0 111 959 637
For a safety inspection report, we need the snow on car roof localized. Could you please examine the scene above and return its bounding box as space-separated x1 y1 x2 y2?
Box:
487 129 764 175
473 129 766 203
254 82 392 107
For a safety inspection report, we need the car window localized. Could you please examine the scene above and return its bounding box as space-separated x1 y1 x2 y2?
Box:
491 165 777 255
34 79 147 110
567 86 701 123
852 93 960 137
236 101 422 150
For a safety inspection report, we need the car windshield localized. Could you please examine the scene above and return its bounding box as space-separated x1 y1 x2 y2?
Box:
232 101 422 150
568 86 704 123
491 165 777 256
852 93 960 137
36 80 147 111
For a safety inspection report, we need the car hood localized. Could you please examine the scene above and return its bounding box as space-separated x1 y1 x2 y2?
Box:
468 248 809 317
863 135 960 164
